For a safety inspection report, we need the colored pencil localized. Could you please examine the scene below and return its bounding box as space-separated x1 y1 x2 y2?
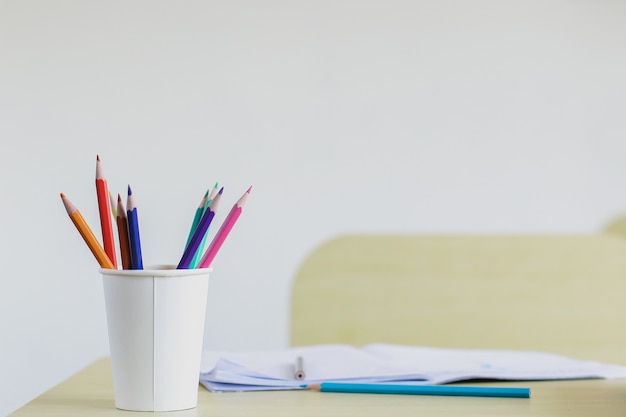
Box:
126 185 143 270
308 382 530 398
197 186 251 269
60 193 115 269
177 187 223 269
115 194 132 270
190 182 220 268
184 189 209 249
294 356 306 380
207 182 220 201
109 190 117 218
95 156 117 268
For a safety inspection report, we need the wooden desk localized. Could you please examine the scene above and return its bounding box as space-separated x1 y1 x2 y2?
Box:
9 357 626 416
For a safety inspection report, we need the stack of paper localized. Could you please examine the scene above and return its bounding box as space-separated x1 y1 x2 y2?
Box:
199 343 626 392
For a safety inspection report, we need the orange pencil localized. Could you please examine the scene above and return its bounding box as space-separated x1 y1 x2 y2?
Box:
115 194 133 269
96 155 117 268
60 193 115 269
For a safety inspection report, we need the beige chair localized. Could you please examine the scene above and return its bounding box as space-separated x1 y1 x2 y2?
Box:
290 233 626 363
604 214 626 239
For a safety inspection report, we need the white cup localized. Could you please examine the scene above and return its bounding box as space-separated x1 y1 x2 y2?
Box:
100 265 211 411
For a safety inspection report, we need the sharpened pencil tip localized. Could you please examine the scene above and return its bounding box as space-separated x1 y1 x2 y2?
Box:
97 155 100 161
218 187 224 194
246 185 252 193
127 185 132 195
60 192 66 198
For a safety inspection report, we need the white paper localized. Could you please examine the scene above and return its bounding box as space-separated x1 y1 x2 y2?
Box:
199 343 626 392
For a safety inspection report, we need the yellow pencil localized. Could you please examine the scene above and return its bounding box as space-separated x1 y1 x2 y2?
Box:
60 193 115 269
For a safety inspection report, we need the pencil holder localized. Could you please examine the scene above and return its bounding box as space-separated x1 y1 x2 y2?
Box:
100 265 211 412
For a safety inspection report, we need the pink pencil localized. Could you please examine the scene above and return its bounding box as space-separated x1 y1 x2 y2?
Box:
197 186 251 269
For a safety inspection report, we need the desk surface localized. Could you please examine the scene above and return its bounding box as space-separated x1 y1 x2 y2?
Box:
10 358 626 417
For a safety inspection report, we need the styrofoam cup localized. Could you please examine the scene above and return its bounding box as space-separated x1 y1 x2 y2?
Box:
100 265 211 411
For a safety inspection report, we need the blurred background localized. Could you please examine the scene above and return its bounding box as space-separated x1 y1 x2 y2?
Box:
2 1 626 415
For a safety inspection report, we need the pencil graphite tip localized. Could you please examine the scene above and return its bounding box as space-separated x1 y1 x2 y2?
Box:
218 187 224 195
96 155 106 180
117 193 122 203
246 185 252 193
60 193 76 214
127 185 132 195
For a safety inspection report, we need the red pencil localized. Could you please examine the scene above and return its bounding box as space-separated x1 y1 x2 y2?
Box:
96 155 117 268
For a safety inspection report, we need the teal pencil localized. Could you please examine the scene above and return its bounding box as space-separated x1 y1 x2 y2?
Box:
184 189 209 248
308 382 530 398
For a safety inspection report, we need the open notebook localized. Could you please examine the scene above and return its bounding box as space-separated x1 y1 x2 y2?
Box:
199 344 626 392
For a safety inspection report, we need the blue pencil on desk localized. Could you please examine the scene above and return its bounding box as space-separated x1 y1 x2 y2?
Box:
307 382 530 398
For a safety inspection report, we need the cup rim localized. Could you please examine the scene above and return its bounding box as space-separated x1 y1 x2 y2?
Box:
99 264 213 277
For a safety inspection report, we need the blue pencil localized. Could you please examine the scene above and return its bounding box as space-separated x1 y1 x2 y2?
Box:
126 185 143 270
310 382 530 398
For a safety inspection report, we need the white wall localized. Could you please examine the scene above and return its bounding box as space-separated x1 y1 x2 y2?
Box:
2 1 626 415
